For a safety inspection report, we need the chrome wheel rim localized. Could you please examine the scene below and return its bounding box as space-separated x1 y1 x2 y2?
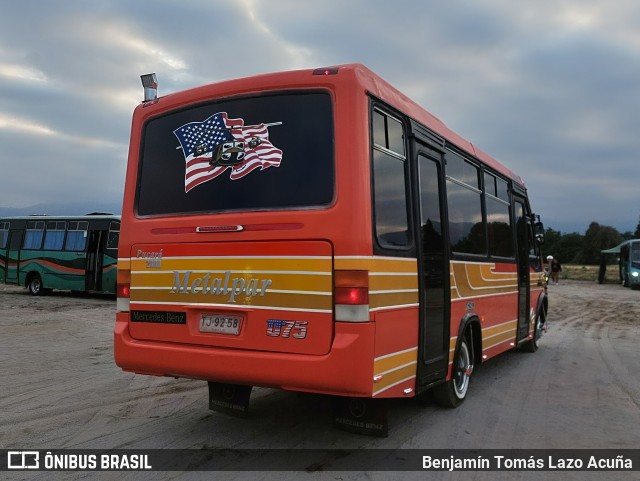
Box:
454 341 471 399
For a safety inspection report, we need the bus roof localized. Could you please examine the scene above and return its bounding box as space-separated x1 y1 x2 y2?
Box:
602 239 640 254
1 214 120 222
347 64 524 186
145 63 524 187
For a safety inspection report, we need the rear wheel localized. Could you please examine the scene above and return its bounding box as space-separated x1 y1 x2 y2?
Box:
432 336 473 408
28 274 44 296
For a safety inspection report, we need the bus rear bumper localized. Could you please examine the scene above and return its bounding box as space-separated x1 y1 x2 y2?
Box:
114 313 375 397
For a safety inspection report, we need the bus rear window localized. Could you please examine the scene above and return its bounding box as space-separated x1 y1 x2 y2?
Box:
137 92 334 216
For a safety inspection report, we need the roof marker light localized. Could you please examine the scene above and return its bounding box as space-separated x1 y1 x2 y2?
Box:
140 73 158 102
313 67 339 76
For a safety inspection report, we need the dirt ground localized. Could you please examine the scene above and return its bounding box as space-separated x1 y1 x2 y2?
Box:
1 280 639 480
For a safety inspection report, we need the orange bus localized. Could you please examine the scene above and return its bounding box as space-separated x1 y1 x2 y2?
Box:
115 64 548 435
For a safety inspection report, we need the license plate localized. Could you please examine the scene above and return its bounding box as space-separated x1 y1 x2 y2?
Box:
200 314 243 335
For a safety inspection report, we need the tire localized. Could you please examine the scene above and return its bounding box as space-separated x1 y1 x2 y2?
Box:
28 275 44 296
524 303 547 352
523 317 542 353
432 336 473 408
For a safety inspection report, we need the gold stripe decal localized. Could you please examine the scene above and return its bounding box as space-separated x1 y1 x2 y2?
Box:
450 261 518 300
373 347 417 396
129 255 332 311
336 256 419 312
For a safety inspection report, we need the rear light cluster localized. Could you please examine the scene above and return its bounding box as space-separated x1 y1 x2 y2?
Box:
116 270 131 312
334 270 369 322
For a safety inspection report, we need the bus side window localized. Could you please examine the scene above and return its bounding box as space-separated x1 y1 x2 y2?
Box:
23 221 45 250
446 151 485 255
372 109 410 249
107 222 120 250
528 219 542 271
65 221 88 251
43 221 66 250
0 222 9 248
485 173 513 258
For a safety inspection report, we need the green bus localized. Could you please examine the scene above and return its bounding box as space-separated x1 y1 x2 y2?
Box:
600 239 640 290
0 214 120 295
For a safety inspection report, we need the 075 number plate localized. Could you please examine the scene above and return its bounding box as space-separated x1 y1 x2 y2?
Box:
200 314 242 335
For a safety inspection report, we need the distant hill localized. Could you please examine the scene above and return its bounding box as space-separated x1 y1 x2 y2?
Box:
0 202 122 217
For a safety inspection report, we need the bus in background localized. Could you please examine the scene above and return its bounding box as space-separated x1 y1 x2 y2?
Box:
600 239 640 289
0 214 120 295
115 65 547 435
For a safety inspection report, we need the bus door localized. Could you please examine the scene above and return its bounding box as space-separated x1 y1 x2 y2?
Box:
102 222 120 294
414 139 450 385
85 228 104 291
620 243 629 285
514 196 531 343
6 229 24 284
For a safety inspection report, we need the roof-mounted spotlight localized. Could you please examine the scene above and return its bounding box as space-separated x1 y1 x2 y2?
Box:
140 73 158 102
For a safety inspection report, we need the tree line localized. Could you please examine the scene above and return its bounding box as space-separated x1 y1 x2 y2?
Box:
543 216 640 265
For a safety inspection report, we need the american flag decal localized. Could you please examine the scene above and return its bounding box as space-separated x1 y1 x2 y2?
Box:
173 112 283 192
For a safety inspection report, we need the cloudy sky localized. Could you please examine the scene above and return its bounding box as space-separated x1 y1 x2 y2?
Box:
1 0 639 234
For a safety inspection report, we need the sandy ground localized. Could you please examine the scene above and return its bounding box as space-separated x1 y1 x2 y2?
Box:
1 280 639 480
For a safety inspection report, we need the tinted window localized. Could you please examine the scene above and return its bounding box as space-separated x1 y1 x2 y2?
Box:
372 109 409 248
446 150 484 255
484 172 497 196
9 231 23 250
373 150 409 247
447 151 479 188
372 110 386 148
486 197 513 257
107 222 120 250
386 116 405 156
496 177 509 202
631 242 640 268
137 92 334 216
447 181 485 254
373 109 405 157
419 159 443 247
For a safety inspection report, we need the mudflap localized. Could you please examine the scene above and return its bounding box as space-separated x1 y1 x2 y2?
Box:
332 397 388 437
208 382 253 417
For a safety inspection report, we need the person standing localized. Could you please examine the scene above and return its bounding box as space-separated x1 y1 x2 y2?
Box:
550 256 562 285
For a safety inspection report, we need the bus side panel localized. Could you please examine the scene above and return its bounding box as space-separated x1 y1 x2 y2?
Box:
334 256 420 398
20 251 88 291
448 261 520 372
372 307 419 398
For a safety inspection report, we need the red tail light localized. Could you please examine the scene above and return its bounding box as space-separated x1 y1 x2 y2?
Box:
335 270 369 322
336 286 368 305
335 270 369 304
116 275 131 312
117 283 130 298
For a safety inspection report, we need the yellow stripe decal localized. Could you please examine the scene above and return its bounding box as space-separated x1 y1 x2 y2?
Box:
373 347 418 396
450 261 518 300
